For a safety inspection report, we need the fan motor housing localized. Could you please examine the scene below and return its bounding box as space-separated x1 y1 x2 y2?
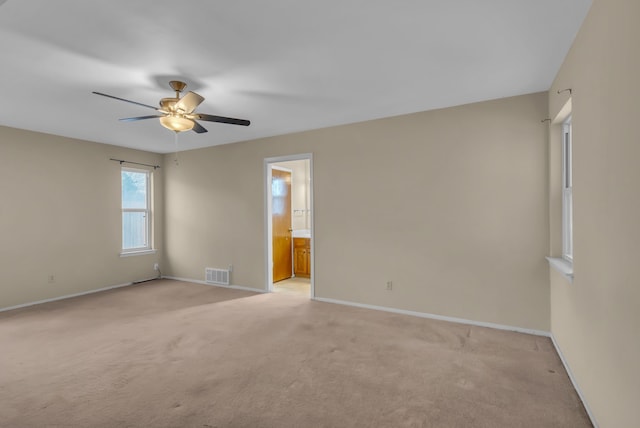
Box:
160 97 179 111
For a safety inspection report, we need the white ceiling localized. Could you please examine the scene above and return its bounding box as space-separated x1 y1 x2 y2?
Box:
0 0 591 154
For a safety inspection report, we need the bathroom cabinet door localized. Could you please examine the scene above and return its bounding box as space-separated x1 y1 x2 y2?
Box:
293 238 310 278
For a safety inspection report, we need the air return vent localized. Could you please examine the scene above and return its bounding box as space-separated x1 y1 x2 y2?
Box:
205 267 230 285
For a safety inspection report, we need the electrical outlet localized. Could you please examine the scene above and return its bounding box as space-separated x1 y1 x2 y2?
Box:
153 263 159 271
386 281 393 291
48 275 55 284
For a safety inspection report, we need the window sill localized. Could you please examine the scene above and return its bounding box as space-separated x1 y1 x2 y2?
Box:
546 257 573 283
120 249 157 258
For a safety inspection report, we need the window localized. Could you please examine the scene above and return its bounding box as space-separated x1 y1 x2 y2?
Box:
546 104 573 281
562 117 573 262
121 168 152 254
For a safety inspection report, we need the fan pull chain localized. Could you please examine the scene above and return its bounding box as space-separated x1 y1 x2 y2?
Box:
173 132 179 166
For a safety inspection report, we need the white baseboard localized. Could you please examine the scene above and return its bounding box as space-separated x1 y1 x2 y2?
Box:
0 281 141 313
133 276 161 284
550 334 598 427
162 276 267 294
312 296 551 337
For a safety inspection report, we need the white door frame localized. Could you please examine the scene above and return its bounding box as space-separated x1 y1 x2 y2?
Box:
264 153 314 298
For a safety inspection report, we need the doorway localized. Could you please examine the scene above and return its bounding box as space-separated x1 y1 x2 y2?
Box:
265 154 313 297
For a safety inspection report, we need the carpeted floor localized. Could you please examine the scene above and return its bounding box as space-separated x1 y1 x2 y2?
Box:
0 279 591 427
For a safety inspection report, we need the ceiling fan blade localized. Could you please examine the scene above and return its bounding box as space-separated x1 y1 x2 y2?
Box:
191 121 208 134
119 115 163 122
92 91 159 110
175 91 204 114
193 113 250 126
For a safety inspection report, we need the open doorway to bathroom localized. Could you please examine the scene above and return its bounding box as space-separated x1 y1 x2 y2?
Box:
265 154 313 298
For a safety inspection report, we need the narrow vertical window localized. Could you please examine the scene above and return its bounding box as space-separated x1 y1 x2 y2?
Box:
562 117 573 261
121 168 151 253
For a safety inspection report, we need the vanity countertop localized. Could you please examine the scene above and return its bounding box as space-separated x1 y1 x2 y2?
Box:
292 229 311 238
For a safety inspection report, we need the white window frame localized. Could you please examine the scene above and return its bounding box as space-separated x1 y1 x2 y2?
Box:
120 167 155 256
562 117 573 262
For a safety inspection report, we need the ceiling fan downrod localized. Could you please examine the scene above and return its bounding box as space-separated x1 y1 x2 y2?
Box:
169 80 187 98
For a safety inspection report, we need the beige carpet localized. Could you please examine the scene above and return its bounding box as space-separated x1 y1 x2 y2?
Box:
0 279 591 427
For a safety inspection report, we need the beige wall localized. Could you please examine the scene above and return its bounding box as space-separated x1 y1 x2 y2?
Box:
164 92 550 331
0 126 164 309
548 0 640 426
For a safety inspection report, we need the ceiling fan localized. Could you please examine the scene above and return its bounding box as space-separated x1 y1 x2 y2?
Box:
92 80 250 133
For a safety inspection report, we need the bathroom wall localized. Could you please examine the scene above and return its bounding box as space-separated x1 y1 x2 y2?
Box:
274 159 310 231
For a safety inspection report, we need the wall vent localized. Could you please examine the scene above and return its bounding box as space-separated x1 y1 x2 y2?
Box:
205 267 230 285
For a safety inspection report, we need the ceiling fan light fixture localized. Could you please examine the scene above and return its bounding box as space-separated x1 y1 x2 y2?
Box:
159 115 194 132
93 80 249 135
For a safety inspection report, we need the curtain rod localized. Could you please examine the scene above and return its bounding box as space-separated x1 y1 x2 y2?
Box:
110 158 160 170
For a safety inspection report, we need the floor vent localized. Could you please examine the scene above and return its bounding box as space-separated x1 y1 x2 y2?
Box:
205 268 230 285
